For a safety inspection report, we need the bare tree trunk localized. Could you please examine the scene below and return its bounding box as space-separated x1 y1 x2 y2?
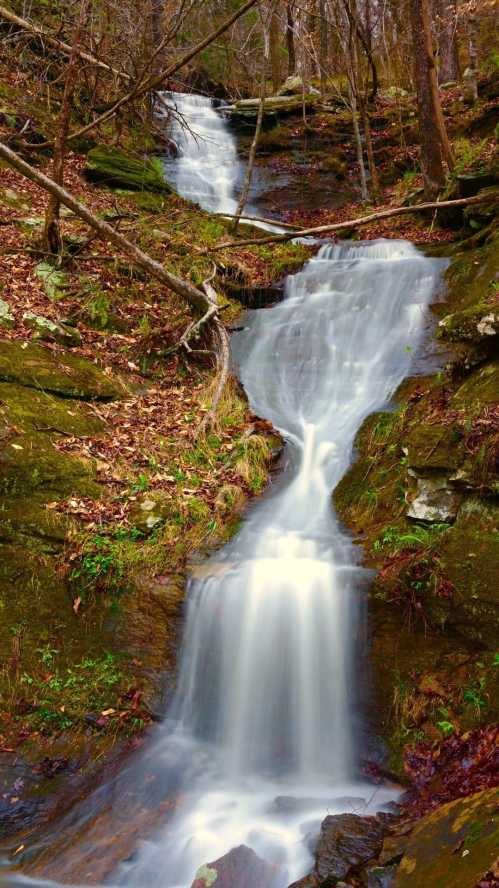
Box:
233 76 266 234
43 0 89 254
0 141 215 316
409 0 453 197
350 82 369 203
286 1 296 75
318 0 328 95
436 0 460 83
269 2 281 92
360 98 381 202
465 10 479 102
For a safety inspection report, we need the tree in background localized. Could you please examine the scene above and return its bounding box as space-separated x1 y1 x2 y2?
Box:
409 0 454 197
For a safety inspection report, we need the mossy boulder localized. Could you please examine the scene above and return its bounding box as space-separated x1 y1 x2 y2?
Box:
394 788 499 888
0 496 70 554
128 492 175 534
85 146 172 193
227 94 318 122
0 381 104 436
403 424 464 472
438 304 499 348
0 341 125 400
0 433 100 499
0 298 14 328
452 361 499 408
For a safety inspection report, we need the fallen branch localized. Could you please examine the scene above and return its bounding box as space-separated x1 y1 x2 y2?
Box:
0 4 130 82
208 194 496 251
213 213 301 231
0 140 213 315
198 280 231 435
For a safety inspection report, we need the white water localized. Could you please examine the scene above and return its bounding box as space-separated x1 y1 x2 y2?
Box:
5 97 448 888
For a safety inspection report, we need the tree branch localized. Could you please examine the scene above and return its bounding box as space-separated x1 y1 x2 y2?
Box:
209 194 496 251
0 140 214 315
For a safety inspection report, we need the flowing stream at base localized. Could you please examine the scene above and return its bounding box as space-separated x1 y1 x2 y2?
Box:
8 94 447 888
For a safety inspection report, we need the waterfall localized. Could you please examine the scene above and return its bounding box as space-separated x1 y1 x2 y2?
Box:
5 97 447 888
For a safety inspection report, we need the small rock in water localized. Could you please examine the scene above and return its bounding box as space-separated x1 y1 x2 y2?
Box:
314 813 385 883
190 845 285 888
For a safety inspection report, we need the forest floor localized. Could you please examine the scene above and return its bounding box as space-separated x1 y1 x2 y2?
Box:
0 45 498 876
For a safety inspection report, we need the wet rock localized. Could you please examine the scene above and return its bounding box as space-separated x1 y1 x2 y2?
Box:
0 298 14 328
191 845 284 888
0 340 124 400
85 145 172 193
314 813 385 884
23 312 82 347
393 788 499 888
406 473 462 523
367 865 398 888
379 834 409 866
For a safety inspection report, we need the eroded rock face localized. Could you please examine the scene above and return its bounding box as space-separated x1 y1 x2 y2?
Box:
191 845 285 888
314 813 385 884
393 788 499 888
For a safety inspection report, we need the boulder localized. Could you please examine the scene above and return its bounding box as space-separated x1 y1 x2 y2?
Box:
0 340 124 400
393 788 499 888
314 813 385 885
22 312 82 347
191 845 285 888
85 146 172 193
278 75 305 96
0 298 14 328
406 473 462 523
439 305 499 348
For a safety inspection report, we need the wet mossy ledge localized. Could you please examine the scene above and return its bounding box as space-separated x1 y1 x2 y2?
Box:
333 223 499 772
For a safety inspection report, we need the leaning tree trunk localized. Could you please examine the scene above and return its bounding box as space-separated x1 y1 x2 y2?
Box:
437 0 460 83
409 0 453 197
360 97 381 202
43 0 89 254
232 77 266 234
349 82 369 203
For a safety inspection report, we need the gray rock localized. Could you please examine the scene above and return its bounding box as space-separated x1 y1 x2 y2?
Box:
406 474 462 523
278 75 305 96
367 864 398 888
22 312 82 347
0 299 14 328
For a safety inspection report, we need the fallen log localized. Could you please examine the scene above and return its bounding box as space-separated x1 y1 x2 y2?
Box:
209 193 496 251
0 140 213 316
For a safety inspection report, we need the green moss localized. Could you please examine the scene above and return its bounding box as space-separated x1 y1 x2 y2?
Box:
452 361 499 407
0 382 104 436
438 302 498 344
0 433 100 499
0 341 125 400
85 146 172 193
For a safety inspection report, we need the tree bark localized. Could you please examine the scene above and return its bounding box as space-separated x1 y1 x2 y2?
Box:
436 0 460 83
211 193 494 250
43 0 89 255
465 11 479 103
286 1 296 76
269 2 281 93
0 141 214 316
409 0 453 198
360 98 381 202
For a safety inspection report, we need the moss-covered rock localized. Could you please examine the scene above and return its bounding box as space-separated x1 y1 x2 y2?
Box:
0 381 105 436
0 433 100 499
403 424 464 471
0 341 125 400
85 146 172 193
0 298 14 328
394 788 499 888
438 304 499 347
22 312 82 347
452 361 499 408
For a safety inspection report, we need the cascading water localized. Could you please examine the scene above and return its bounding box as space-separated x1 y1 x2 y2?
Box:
5 97 448 888
160 93 243 214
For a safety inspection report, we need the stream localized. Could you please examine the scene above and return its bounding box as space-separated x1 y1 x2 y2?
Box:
3 94 447 888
